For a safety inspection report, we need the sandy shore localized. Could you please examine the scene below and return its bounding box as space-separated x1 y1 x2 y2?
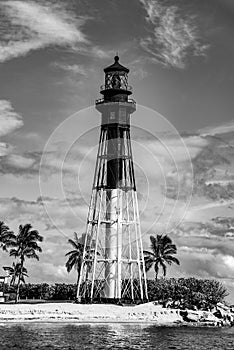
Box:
0 302 185 324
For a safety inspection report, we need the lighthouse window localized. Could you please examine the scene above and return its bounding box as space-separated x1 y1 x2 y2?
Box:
119 108 126 118
111 74 121 89
110 112 115 120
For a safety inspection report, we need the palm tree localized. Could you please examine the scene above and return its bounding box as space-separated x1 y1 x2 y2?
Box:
4 263 28 286
0 221 14 252
65 232 84 288
65 232 97 299
144 234 180 281
9 224 43 302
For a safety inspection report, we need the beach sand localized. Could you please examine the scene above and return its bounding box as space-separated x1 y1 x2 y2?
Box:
0 302 184 324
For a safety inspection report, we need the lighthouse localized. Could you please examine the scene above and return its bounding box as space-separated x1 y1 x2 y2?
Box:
77 56 148 303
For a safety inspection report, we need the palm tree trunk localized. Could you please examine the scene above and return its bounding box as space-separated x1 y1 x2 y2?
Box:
76 270 80 299
84 265 89 299
76 271 80 289
15 258 24 303
15 274 21 303
155 263 159 282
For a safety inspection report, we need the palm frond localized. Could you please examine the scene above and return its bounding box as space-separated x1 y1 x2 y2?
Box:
65 254 79 272
9 249 19 257
67 238 79 250
165 255 180 265
65 249 79 257
65 233 97 283
145 233 180 279
145 259 154 272
143 250 155 257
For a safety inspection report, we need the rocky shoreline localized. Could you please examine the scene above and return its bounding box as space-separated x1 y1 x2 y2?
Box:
0 302 233 326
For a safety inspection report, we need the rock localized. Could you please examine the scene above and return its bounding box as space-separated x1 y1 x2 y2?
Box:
217 302 229 311
184 310 200 322
200 311 219 323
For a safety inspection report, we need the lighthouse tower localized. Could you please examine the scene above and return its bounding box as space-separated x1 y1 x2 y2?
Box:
77 56 148 303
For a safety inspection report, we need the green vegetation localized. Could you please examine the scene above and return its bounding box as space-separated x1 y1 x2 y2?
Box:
0 227 229 308
0 222 43 303
9 224 43 302
3 278 228 309
147 278 228 309
0 221 14 251
65 232 85 288
7 262 28 286
144 234 180 281
65 232 97 299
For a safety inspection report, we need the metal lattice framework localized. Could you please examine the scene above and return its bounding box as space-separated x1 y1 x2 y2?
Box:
77 56 148 302
104 72 129 90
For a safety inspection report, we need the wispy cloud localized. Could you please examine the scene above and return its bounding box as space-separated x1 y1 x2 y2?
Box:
52 62 87 76
0 195 86 233
0 150 42 176
0 100 23 137
180 248 234 280
139 0 209 68
176 218 234 240
200 120 234 137
5 154 36 169
0 99 23 159
0 1 88 63
0 142 9 157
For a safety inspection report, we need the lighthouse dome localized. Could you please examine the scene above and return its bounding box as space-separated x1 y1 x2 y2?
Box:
104 55 129 73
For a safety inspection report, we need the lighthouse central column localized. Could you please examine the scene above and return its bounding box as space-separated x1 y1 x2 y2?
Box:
104 189 118 299
103 127 123 299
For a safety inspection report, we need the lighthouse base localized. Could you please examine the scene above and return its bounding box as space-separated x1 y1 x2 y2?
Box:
76 188 148 302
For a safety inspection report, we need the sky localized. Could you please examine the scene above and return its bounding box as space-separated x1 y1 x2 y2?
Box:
0 0 234 301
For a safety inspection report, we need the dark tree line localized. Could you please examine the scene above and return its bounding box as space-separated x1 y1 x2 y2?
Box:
4 278 228 309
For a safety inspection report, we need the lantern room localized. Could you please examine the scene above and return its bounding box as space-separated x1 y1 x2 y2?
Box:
100 55 132 103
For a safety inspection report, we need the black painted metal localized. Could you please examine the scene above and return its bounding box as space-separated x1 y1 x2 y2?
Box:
95 56 136 191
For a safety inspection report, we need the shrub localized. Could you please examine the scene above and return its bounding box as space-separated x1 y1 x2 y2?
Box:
147 277 228 309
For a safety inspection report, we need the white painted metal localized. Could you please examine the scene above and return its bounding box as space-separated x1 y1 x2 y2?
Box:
132 189 144 300
117 189 122 299
135 191 148 298
90 188 103 299
104 189 118 298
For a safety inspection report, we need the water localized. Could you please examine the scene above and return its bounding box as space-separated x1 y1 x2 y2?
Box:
0 323 234 350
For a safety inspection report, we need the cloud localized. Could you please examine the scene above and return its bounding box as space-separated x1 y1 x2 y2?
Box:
0 100 23 158
179 248 234 280
169 220 234 281
200 120 234 137
136 134 207 201
29 262 71 283
144 232 234 282
52 62 86 76
223 255 234 270
0 151 41 175
5 154 36 169
0 1 87 63
139 0 209 68
174 129 234 202
0 100 23 137
0 143 90 177
141 134 206 165
0 142 10 157
175 219 234 241
0 195 87 234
